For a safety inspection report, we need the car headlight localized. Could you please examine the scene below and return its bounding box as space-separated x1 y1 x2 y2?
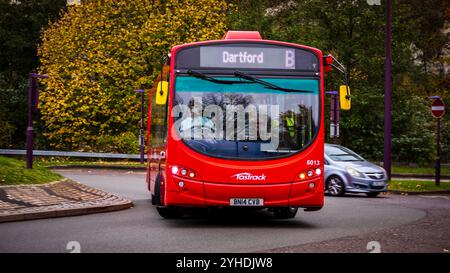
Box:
346 166 364 178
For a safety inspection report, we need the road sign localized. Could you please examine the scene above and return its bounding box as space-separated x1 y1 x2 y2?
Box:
431 98 445 118
429 97 444 186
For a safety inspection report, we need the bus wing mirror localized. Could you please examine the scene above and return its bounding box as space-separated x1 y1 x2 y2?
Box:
339 85 351 110
156 81 168 105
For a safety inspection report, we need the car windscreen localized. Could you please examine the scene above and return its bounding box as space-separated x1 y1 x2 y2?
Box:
325 145 364 162
172 75 320 160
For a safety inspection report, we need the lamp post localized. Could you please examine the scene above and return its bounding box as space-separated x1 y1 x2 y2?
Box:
326 91 339 144
383 0 393 180
26 71 48 169
134 88 145 164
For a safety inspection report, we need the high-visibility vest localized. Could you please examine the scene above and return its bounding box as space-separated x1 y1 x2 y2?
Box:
285 113 295 138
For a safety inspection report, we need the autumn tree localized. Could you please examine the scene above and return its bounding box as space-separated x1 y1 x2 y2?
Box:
38 0 232 152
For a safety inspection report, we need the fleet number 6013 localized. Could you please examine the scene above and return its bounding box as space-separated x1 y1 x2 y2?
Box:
306 160 320 166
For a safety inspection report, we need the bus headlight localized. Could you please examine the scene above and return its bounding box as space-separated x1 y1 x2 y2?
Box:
297 167 321 181
170 165 199 180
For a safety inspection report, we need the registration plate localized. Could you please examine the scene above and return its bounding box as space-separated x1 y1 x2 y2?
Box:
230 198 264 206
372 181 385 186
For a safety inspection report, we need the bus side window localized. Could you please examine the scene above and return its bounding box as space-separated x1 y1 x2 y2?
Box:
163 66 170 143
150 89 166 150
150 58 171 151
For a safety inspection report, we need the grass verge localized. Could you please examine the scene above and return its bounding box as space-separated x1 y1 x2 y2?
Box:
389 180 450 192
0 156 62 186
392 166 450 175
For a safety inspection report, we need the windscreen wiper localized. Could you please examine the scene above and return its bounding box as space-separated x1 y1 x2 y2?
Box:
234 70 313 93
187 70 253 85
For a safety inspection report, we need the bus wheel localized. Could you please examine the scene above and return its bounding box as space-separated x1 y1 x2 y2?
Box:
273 207 298 219
156 206 183 219
152 173 162 205
326 176 345 196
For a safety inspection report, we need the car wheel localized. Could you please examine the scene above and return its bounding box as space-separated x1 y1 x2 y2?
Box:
326 176 346 196
366 192 380 197
156 206 183 219
273 207 298 219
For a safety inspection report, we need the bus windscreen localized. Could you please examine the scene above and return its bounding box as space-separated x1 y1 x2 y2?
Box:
172 76 319 159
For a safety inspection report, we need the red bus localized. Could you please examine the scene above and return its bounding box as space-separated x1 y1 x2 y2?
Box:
147 31 332 219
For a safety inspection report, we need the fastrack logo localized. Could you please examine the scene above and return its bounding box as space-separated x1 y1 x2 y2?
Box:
232 172 267 181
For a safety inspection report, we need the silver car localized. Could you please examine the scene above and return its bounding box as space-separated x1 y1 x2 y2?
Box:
324 144 388 197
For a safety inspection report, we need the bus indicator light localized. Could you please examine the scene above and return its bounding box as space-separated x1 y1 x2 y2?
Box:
189 172 195 178
299 173 306 180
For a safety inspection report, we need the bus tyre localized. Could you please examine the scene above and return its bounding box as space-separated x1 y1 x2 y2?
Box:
366 192 380 197
273 207 298 219
153 173 162 205
156 206 183 219
326 176 345 196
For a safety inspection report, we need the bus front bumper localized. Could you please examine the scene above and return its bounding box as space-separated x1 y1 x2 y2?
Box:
164 177 324 209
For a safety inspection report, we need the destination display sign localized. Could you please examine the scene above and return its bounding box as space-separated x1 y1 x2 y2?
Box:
201 46 296 69
175 43 319 71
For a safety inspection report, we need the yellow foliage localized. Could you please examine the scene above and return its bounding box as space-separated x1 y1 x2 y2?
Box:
38 0 233 151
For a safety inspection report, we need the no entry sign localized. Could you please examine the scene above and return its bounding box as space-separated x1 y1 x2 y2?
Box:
431 98 445 118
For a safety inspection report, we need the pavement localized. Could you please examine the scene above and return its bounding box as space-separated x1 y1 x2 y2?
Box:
0 178 133 223
1 169 448 253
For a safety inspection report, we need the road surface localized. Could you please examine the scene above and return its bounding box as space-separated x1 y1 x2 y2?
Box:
1 169 445 253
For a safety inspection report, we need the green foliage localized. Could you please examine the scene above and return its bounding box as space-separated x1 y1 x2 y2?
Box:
392 89 435 164
1 0 448 165
0 0 67 148
392 165 450 175
96 132 139 154
38 0 233 152
0 156 62 185
231 0 449 163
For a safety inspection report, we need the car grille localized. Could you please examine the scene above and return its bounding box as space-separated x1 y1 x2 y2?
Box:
366 173 385 180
